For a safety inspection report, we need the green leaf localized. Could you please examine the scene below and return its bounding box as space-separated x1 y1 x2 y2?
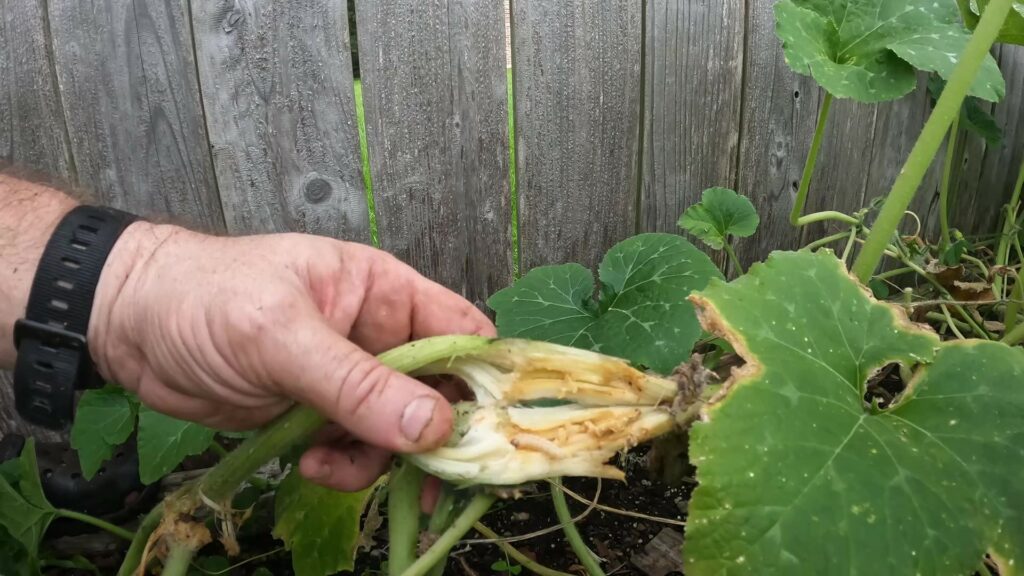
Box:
273 468 373 576
867 277 890 299
70 386 138 480
0 525 33 576
488 233 723 373
137 406 216 484
960 0 1024 45
684 250 1024 575
678 187 760 250
928 75 1003 146
941 236 972 266
0 439 55 561
775 0 1005 103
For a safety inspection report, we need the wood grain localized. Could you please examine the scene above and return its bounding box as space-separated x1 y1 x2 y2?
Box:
512 0 642 272
191 0 370 241
641 0 745 256
47 0 224 231
356 0 511 308
0 0 74 181
731 0 819 267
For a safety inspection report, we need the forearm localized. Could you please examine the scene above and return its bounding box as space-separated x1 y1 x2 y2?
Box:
0 173 79 368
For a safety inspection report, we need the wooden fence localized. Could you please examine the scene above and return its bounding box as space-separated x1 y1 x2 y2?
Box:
2 0 1024 435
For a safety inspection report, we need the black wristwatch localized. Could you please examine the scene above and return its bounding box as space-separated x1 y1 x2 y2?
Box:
12 205 140 429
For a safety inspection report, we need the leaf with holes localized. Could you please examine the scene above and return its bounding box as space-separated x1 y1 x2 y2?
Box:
487 233 722 373
683 250 1024 575
273 468 373 576
775 0 1005 102
958 0 1024 45
70 386 138 480
678 187 760 250
0 439 55 563
137 406 216 484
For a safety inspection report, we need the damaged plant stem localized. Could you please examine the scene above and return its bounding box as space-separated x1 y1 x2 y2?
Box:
122 337 704 575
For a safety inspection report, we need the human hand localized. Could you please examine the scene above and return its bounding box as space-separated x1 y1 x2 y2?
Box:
87 222 495 492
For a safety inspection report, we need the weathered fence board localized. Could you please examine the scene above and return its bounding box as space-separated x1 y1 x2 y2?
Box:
732 0 820 267
192 0 370 241
641 0 744 256
355 0 511 307
47 0 224 232
0 0 74 181
973 44 1024 236
512 0 642 272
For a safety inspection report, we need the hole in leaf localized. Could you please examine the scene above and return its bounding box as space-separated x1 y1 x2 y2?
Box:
864 363 908 409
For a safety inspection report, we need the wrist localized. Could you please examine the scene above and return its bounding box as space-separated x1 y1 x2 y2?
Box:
88 220 181 383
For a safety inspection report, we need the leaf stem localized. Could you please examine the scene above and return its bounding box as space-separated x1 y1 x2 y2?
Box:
160 542 194 576
1002 318 1024 345
400 493 497 576
804 230 856 252
724 242 744 275
389 460 426 576
550 479 605 576
427 486 458 576
473 521 575 576
795 210 860 227
874 266 914 281
116 503 164 576
54 509 133 541
994 152 1024 298
852 0 1013 281
939 113 961 250
791 92 833 226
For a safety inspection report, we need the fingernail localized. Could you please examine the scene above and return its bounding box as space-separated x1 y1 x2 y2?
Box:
401 396 437 442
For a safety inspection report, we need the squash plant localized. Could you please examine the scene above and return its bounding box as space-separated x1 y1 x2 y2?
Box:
1 1 1023 575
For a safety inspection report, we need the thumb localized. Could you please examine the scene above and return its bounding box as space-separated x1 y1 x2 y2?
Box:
265 315 453 453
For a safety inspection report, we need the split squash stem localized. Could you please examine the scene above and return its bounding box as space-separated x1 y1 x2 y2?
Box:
852 0 1014 281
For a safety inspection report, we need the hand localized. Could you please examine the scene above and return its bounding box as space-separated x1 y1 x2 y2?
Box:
88 222 495 492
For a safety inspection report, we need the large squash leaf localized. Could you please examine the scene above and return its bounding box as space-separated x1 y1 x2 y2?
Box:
137 406 216 484
775 0 1005 102
959 0 1024 45
70 386 138 480
683 250 1024 575
488 233 722 373
273 469 374 576
0 439 55 563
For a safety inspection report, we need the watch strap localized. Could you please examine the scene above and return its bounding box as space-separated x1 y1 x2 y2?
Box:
13 205 139 429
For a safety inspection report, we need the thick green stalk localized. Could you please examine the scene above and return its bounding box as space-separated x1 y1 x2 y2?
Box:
54 509 133 541
199 335 493 503
1003 320 1024 345
550 480 605 576
401 493 497 576
791 92 834 226
473 522 575 576
116 503 165 576
994 153 1024 297
427 487 458 576
160 542 194 576
939 113 961 250
852 0 1014 281
389 461 426 576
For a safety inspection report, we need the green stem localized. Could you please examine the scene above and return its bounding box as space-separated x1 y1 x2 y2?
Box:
840 226 859 263
723 242 744 275
161 542 194 576
853 0 1014 281
473 521 575 576
939 113 961 250
874 266 914 281
208 440 230 459
117 503 164 576
791 92 834 226
550 479 605 576
1003 319 1024 345
199 335 492 503
389 461 426 576
401 493 497 576
427 486 458 576
804 230 856 252
794 210 860 227
994 153 1024 297
54 509 133 541
939 305 967 339
1009 272 1023 333
925 311 972 333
